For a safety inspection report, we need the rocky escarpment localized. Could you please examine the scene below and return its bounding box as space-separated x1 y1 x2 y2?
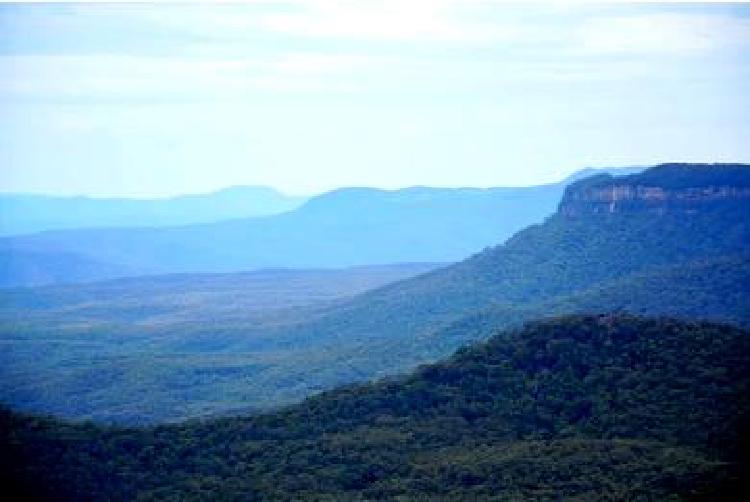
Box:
559 163 750 216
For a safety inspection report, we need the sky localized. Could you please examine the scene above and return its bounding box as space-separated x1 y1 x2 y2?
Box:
0 1 749 197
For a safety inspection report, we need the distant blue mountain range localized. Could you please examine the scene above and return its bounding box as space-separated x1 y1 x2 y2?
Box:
0 186 307 236
0 168 641 287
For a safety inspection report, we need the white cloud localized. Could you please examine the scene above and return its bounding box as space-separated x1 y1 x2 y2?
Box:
578 13 750 54
0 55 244 97
0 52 392 99
256 0 519 44
2 4 749 103
52 1 516 46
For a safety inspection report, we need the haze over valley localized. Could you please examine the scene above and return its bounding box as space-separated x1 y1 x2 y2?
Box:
1 2 749 499
0 167 638 287
2 163 748 425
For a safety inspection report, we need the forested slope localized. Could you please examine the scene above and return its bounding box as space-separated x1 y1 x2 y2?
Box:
1 164 747 423
0 262 441 326
3 315 748 500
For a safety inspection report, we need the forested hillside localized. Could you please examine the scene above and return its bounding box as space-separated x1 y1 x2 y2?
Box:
1 164 747 423
0 262 441 325
4 316 748 500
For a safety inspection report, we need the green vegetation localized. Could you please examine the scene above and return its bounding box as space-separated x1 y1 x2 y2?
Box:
0 262 441 325
0 263 442 423
434 255 750 351
2 182 748 422
3 315 748 500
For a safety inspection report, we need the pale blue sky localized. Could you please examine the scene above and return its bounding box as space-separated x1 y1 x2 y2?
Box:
1 1 749 197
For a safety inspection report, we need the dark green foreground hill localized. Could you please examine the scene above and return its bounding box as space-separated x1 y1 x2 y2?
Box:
3 315 749 500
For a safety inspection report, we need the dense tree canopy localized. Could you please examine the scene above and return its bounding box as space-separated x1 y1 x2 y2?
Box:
3 315 748 500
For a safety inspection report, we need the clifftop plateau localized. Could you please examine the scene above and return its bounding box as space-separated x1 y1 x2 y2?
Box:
559 163 750 215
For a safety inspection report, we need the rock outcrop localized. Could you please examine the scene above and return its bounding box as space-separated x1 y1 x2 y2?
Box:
558 163 750 216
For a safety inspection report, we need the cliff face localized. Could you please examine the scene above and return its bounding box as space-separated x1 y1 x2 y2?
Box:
558 164 750 216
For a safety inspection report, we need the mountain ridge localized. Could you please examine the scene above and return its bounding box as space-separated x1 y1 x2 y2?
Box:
1 164 747 423
0 185 307 237
1 167 642 287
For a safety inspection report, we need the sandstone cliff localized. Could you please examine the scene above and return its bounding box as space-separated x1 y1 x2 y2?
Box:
559 163 750 216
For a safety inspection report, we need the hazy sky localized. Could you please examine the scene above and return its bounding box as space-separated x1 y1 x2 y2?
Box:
1 1 749 197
